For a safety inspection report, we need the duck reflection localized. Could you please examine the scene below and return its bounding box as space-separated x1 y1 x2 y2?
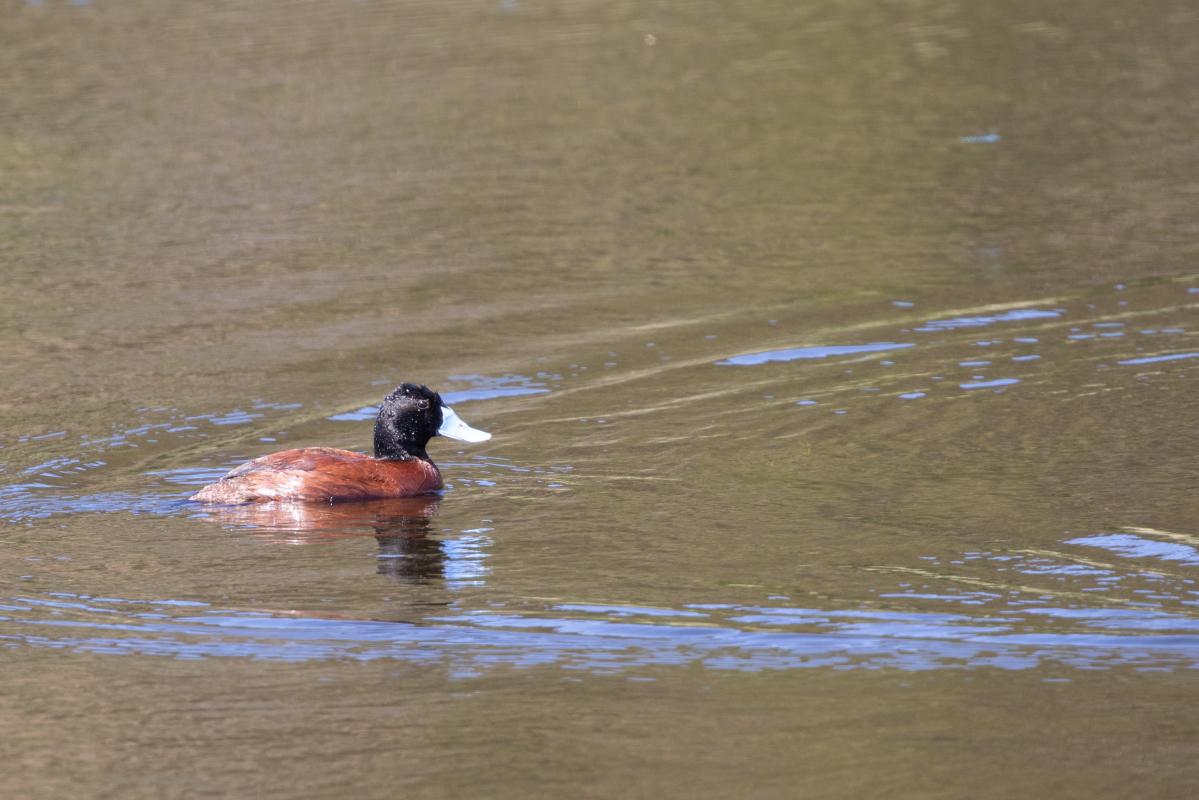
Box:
373 510 445 584
200 497 448 584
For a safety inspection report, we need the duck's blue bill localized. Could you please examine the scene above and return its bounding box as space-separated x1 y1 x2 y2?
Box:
438 406 491 442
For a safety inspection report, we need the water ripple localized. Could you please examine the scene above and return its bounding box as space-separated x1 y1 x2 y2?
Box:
4 590 1198 674
716 342 914 366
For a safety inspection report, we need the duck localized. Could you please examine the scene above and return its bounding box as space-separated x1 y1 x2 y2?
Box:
189 383 490 504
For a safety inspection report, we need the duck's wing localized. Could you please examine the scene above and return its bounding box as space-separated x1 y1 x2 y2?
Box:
193 448 372 503
221 447 364 479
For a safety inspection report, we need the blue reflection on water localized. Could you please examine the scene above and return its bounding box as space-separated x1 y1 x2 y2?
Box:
4 588 1199 674
556 603 709 619
1117 352 1199 366
960 378 1020 390
916 308 1060 332
716 342 914 366
1068 533 1199 566
0 484 194 522
442 531 493 589
960 132 1002 144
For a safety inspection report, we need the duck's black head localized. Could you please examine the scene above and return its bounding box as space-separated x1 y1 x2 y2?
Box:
373 383 444 461
373 383 491 461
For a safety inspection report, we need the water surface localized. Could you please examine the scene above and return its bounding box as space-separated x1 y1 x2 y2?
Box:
3 1 1199 797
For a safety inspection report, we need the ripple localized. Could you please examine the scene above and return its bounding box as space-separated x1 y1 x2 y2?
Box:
916 308 1061 332
4 590 1199 674
960 377 1020 390
1068 533 1199 567
716 342 914 366
1117 352 1199 366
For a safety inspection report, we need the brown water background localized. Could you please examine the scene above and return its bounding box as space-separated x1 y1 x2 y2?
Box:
3 1 1199 797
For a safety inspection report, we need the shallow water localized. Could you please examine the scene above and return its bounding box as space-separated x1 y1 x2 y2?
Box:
3 1 1199 797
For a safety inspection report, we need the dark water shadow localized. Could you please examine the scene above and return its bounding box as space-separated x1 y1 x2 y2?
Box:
199 496 447 584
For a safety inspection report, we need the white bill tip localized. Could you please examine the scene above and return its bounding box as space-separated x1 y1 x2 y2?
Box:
438 406 491 442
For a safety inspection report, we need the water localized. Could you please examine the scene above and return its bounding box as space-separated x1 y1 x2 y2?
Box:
4 1 1199 797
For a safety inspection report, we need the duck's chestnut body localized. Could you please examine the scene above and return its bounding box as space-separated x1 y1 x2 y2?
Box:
190 384 490 505
189 447 443 504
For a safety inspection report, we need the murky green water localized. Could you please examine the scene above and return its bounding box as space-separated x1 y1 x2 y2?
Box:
3 1 1199 797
